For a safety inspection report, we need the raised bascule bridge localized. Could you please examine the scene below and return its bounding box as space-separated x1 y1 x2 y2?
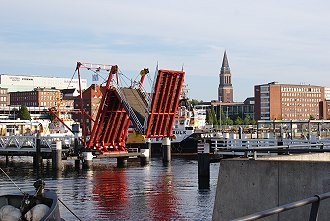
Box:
57 62 185 164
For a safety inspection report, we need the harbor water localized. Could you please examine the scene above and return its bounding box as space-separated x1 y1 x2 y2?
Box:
0 156 219 220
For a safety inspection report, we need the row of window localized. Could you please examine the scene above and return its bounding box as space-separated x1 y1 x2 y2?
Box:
282 103 319 107
281 87 321 93
282 92 321 97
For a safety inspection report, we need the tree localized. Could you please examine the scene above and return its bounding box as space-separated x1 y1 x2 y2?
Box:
234 116 243 125
309 115 316 120
243 115 250 125
190 99 202 106
17 105 31 120
206 105 217 125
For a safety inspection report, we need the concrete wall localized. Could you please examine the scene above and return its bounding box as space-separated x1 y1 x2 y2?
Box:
213 154 330 221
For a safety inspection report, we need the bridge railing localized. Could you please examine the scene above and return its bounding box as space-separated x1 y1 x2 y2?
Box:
232 191 330 221
0 135 75 151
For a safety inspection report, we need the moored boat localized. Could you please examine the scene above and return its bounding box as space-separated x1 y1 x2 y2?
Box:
0 180 64 221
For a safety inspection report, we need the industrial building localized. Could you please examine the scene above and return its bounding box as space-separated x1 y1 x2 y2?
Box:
0 74 87 92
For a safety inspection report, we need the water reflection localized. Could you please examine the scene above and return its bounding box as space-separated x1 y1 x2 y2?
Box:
0 156 219 220
148 165 179 220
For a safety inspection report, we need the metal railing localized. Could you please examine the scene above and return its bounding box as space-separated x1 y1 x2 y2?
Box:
112 81 144 134
209 138 330 158
0 135 75 151
232 192 330 221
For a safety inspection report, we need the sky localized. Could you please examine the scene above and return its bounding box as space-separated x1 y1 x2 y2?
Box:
1 0 330 102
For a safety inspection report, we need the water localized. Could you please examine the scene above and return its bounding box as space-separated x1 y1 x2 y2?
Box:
0 156 219 220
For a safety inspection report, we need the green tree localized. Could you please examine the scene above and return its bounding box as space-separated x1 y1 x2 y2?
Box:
17 105 31 120
309 115 316 120
206 105 217 125
226 118 233 125
243 115 250 125
190 99 201 106
234 116 243 125
250 118 256 125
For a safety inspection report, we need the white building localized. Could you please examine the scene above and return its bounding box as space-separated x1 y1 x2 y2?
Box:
0 74 87 92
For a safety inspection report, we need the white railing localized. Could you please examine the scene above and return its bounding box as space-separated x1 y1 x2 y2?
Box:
0 135 75 152
210 138 330 156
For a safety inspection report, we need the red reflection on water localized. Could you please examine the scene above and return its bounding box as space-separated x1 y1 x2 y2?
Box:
93 169 128 212
148 170 179 220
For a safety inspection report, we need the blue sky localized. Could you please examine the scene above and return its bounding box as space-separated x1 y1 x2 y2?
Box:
1 0 330 102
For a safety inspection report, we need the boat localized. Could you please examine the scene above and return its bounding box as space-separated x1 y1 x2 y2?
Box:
0 180 64 221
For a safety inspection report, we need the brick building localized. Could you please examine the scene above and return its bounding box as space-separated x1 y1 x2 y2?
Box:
254 82 325 120
10 88 62 108
73 84 104 133
0 88 10 107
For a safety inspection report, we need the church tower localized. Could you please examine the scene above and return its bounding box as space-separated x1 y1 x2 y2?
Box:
218 51 233 102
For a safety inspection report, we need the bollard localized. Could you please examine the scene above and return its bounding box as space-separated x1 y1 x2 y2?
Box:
198 142 210 189
82 152 93 169
52 141 63 171
162 137 171 163
117 157 128 168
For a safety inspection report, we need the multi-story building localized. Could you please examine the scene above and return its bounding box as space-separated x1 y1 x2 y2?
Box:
10 88 62 108
254 82 325 120
0 74 87 92
73 84 104 133
218 51 233 103
211 97 255 121
0 88 10 107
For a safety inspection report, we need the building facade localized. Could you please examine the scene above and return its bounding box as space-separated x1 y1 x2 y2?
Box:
10 88 62 108
73 84 104 133
0 88 10 107
254 82 325 120
218 51 233 103
0 74 87 92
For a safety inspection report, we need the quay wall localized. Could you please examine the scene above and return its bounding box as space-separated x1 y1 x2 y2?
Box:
213 153 330 221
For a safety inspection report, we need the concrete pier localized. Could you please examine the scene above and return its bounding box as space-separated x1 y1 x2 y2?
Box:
162 137 171 163
145 138 151 158
82 152 93 169
52 141 63 171
212 153 330 221
140 148 150 166
117 157 128 167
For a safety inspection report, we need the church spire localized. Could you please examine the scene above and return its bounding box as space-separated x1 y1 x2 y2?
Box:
218 50 233 103
221 50 229 68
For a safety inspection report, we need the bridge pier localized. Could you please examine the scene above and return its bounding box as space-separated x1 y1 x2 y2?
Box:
145 138 151 158
162 137 171 163
117 157 128 167
52 141 63 171
140 138 151 166
82 152 93 169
